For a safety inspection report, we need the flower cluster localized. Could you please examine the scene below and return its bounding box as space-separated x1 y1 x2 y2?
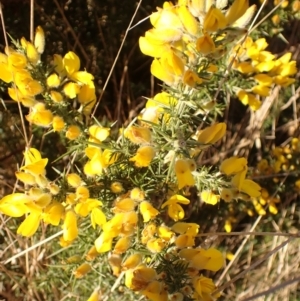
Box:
231 37 297 110
0 26 96 139
140 0 256 89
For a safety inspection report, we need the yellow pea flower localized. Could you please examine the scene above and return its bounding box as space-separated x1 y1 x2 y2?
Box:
17 212 41 237
87 289 101 301
34 26 45 54
225 0 249 26
200 190 220 205
113 236 131 254
90 207 106 229
203 7 227 32
50 90 63 103
47 73 60 87
94 232 113 253
66 125 81 140
122 253 143 271
146 238 166 253
161 194 190 221
196 33 215 55
108 254 122 276
195 122 226 145
89 125 110 142
175 234 195 248
8 52 27 69
43 201 64 226
172 222 199 236
63 51 80 75
63 82 80 99
113 198 136 213
0 193 31 217
111 182 124 194
63 210 78 242
192 275 217 296
157 226 174 241
52 116 65 132
139 35 171 58
15 171 36 185
70 71 94 85
139 201 159 222
124 126 152 144
73 263 91 279
183 70 203 87
174 159 195 189
177 5 198 35
26 102 53 127
220 156 247 175
130 146 156 168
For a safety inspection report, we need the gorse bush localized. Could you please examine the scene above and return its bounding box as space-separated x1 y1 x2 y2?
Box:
0 0 299 300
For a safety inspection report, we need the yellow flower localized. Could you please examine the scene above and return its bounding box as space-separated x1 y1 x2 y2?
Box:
130 146 156 167
52 116 65 132
17 212 41 237
146 238 166 253
76 185 90 200
177 5 198 35
237 90 261 110
111 182 124 194
161 194 190 221
0 193 31 217
192 275 217 297
34 26 45 54
200 190 220 205
195 122 226 145
139 35 171 58
140 201 159 222
89 125 110 142
62 210 78 242
43 201 64 226
113 198 136 213
8 52 27 69
15 171 36 185
151 51 184 86
73 263 91 279
50 90 63 103
196 33 215 55
87 289 101 301
203 7 227 32
220 156 247 175
183 70 203 87
63 82 80 99
21 148 48 176
26 102 53 127
124 126 152 144
90 207 107 229
174 159 195 189
63 51 80 75
172 222 199 236
108 254 122 276
125 264 157 290
94 232 113 253
47 73 60 87
157 226 174 241
113 236 132 254
220 188 234 202
175 234 195 248
225 0 249 25
122 253 143 271
66 125 81 140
